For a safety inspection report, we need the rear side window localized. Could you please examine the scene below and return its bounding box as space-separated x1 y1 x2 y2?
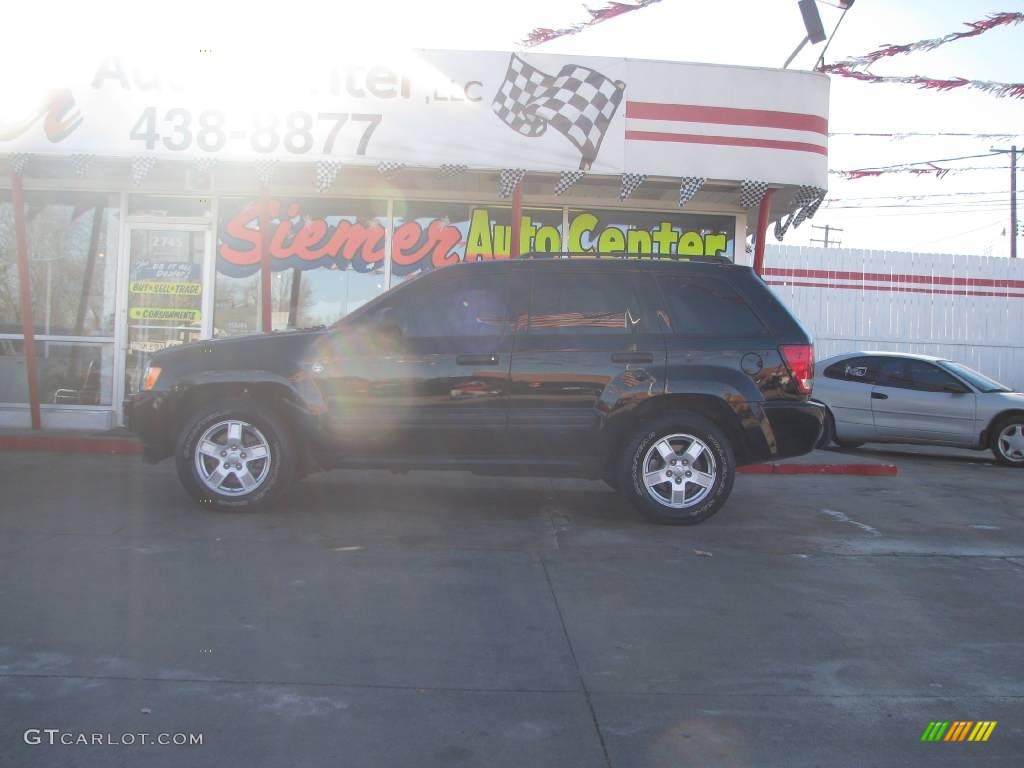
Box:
657 276 766 336
824 356 879 383
528 272 646 335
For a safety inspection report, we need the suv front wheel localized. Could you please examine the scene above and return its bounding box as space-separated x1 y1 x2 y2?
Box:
620 411 735 525
175 399 296 508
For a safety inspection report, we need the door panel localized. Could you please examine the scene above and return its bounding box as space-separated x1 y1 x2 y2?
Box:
871 358 977 444
508 269 664 458
819 356 881 441
313 268 524 459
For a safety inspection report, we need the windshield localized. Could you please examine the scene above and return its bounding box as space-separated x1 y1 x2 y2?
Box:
938 361 1013 393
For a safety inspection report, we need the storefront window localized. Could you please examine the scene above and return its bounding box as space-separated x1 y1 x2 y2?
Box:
566 209 735 259
390 202 563 284
0 339 113 406
0 191 119 337
215 198 387 335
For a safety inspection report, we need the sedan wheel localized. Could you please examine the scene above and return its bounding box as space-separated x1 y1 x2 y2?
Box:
992 419 1024 466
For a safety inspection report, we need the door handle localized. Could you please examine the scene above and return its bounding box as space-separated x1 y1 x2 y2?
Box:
871 392 888 400
611 352 654 364
456 354 499 366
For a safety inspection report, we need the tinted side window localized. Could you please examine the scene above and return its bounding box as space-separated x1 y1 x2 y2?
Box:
824 356 878 383
904 360 962 392
658 276 766 336
876 358 910 388
382 271 511 338
528 272 645 335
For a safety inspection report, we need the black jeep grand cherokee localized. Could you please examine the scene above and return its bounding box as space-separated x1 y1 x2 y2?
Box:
127 256 823 524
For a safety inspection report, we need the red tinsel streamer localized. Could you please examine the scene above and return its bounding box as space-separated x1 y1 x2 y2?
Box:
522 0 663 47
844 12 1024 67
819 63 1024 100
818 12 1024 99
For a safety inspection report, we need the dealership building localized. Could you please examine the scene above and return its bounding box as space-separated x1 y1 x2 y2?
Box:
0 49 829 430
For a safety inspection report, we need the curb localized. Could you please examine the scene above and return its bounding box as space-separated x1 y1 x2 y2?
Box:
1 436 900 476
739 462 898 476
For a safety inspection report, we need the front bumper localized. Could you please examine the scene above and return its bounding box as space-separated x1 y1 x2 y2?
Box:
760 400 825 461
124 391 172 463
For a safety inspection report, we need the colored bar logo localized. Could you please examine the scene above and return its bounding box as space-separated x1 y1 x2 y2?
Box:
921 721 996 742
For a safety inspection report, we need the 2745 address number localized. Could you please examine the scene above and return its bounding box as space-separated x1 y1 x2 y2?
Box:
129 107 383 155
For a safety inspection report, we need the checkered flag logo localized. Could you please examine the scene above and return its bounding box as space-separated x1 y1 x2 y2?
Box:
619 173 646 201
739 180 769 209
315 161 342 192
192 156 217 173
132 156 157 186
254 158 278 188
499 169 527 198
377 161 405 179
492 54 625 171
678 177 705 208
554 170 586 196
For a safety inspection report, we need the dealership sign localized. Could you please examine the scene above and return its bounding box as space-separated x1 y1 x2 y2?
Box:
217 199 735 278
1 50 828 186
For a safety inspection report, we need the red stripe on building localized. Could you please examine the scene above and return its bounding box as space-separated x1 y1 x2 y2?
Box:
764 280 1024 298
625 102 828 134
624 130 827 156
761 267 1024 290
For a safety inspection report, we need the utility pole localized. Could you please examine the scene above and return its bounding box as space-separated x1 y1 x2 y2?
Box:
810 223 843 248
991 145 1018 258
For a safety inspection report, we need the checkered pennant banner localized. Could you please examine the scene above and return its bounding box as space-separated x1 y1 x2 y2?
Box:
377 161 405 179
439 164 468 179
678 177 705 208
70 154 94 178
254 158 277 188
619 173 646 201
131 156 157 186
554 170 586 196
499 168 527 198
11 153 31 176
791 186 827 229
739 180 769 209
192 156 217 173
315 161 342 192
491 54 625 171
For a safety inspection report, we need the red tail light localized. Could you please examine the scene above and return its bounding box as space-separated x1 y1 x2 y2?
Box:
779 344 814 395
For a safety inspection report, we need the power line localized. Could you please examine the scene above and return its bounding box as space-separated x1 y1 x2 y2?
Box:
825 189 1006 201
829 132 1023 139
835 152 1002 174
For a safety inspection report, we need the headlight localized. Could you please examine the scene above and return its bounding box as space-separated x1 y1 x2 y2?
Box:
142 366 162 391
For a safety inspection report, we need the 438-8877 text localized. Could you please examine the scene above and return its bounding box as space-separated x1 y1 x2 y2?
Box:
129 107 383 156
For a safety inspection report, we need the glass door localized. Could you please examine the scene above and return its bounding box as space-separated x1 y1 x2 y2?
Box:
122 227 208 397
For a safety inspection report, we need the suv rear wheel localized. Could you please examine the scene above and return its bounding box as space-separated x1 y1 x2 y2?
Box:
175 399 296 508
620 411 735 525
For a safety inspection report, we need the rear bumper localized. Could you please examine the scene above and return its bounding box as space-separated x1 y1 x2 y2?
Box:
760 400 825 461
124 391 173 463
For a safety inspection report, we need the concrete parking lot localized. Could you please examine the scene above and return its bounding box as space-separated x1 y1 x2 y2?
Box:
1 446 1022 767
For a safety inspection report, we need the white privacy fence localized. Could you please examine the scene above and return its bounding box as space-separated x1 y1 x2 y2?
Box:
762 245 1024 390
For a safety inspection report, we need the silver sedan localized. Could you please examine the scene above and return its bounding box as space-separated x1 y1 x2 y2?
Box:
812 352 1024 466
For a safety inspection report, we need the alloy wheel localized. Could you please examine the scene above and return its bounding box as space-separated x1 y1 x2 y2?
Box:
641 433 717 509
194 420 272 496
997 422 1024 463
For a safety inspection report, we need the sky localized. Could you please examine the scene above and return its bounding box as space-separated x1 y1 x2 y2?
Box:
5 0 1024 257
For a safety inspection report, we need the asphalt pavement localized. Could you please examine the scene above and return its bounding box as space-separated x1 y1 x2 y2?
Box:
0 446 1021 767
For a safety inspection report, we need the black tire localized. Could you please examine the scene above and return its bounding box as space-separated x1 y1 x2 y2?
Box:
619 410 735 525
816 407 835 449
827 411 864 450
175 398 296 509
990 415 1024 467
